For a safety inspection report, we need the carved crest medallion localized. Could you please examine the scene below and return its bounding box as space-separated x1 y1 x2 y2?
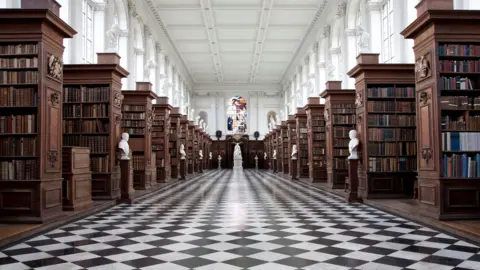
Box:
419 91 431 106
415 54 431 81
47 55 63 80
324 108 330 122
355 92 363 107
114 92 124 108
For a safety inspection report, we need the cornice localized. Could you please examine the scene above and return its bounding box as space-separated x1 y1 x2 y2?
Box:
194 83 281 92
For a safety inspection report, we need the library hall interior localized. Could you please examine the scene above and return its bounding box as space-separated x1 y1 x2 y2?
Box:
3 0 480 269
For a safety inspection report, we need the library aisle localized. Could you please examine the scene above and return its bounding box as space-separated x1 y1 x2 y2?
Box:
1 170 479 270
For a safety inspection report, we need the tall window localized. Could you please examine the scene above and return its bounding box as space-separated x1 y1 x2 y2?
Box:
82 0 94 63
227 96 247 134
381 0 394 63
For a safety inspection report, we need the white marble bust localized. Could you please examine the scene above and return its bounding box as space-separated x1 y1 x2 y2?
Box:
199 119 204 128
264 152 267 160
209 152 212 160
291 145 298 160
119 132 130 160
180 144 186 160
255 155 258 160
199 150 203 160
195 116 201 125
273 150 277 160
348 130 359 160
218 155 222 161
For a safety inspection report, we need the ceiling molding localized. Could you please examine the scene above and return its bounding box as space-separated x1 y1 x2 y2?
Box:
250 0 274 83
280 0 332 84
194 83 281 92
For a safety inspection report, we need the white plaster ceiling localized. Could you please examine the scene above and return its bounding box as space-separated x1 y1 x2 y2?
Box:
151 0 324 84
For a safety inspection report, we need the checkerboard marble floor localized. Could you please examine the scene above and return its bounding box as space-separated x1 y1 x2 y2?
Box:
1 169 480 270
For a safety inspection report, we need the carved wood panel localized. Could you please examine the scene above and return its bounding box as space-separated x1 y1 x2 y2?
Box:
47 88 61 172
418 88 434 171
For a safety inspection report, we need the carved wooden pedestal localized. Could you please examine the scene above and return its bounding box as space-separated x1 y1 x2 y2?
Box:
345 159 361 203
273 159 278 173
180 159 187 180
199 159 203 173
118 159 134 204
291 159 298 180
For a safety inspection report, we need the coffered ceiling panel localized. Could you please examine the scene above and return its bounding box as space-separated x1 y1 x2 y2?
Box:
150 0 328 84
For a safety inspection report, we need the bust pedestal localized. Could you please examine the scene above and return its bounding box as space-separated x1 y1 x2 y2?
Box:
291 159 297 180
234 158 243 169
345 159 361 203
273 159 278 173
179 159 187 180
199 159 203 173
118 159 135 204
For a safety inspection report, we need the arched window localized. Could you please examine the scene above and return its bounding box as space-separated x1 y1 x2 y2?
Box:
227 96 247 133
82 0 94 63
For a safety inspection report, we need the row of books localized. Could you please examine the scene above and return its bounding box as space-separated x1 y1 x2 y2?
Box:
367 114 416 127
368 128 416 141
313 133 325 140
441 153 480 178
0 44 38 55
63 135 109 153
0 87 37 107
332 115 355 125
332 104 355 114
311 120 325 127
122 120 145 127
123 128 145 135
0 57 38 68
132 154 145 170
123 105 146 111
439 60 480 73
367 142 416 156
63 120 109 133
367 87 415 98
0 160 38 180
367 101 415 113
333 149 349 156
441 115 480 131
439 76 474 90
63 105 81 118
0 71 38 84
368 157 417 172
442 132 480 152
334 158 348 169
63 86 111 103
91 156 110 173
311 126 326 133
334 127 351 138
83 104 109 117
439 44 480 57
153 120 165 126
0 114 36 134
123 112 145 120
440 96 480 110
333 138 349 147
0 137 36 156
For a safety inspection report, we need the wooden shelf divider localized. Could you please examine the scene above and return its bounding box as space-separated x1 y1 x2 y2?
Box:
305 97 326 183
152 97 172 183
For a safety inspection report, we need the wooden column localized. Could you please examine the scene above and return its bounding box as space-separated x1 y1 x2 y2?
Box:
305 97 327 183
152 97 172 183
169 108 181 179
295 108 309 179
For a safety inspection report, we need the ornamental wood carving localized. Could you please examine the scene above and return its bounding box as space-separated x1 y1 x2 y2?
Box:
415 53 431 82
324 108 330 122
48 151 58 168
47 54 62 80
355 92 363 107
421 148 433 161
419 91 431 106
114 92 124 108
49 92 60 107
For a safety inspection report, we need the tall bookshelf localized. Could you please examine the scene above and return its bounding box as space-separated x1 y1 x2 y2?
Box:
348 54 416 199
305 97 326 183
295 108 309 178
0 6 75 223
187 121 195 174
194 125 200 173
281 121 289 174
275 125 282 172
63 53 127 202
152 97 171 183
169 107 181 178
287 116 297 176
179 116 188 173
321 82 356 189
402 0 480 219
264 133 270 170
121 85 158 190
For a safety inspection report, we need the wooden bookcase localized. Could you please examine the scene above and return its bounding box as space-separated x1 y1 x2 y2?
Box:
264 133 270 170
152 97 171 183
169 107 181 179
187 121 195 174
287 116 297 176
321 82 356 189
121 85 158 190
305 97 326 183
281 121 289 174
402 0 480 219
275 126 282 172
295 108 309 178
62 147 92 211
194 125 200 173
212 140 226 168
63 53 127 202
179 116 188 173
0 6 76 223
348 54 417 199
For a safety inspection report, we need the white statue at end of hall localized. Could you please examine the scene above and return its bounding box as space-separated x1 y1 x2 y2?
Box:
273 149 277 160
195 116 201 125
234 143 242 159
119 132 130 160
348 130 359 160
291 145 298 160
199 150 203 160
180 144 186 160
